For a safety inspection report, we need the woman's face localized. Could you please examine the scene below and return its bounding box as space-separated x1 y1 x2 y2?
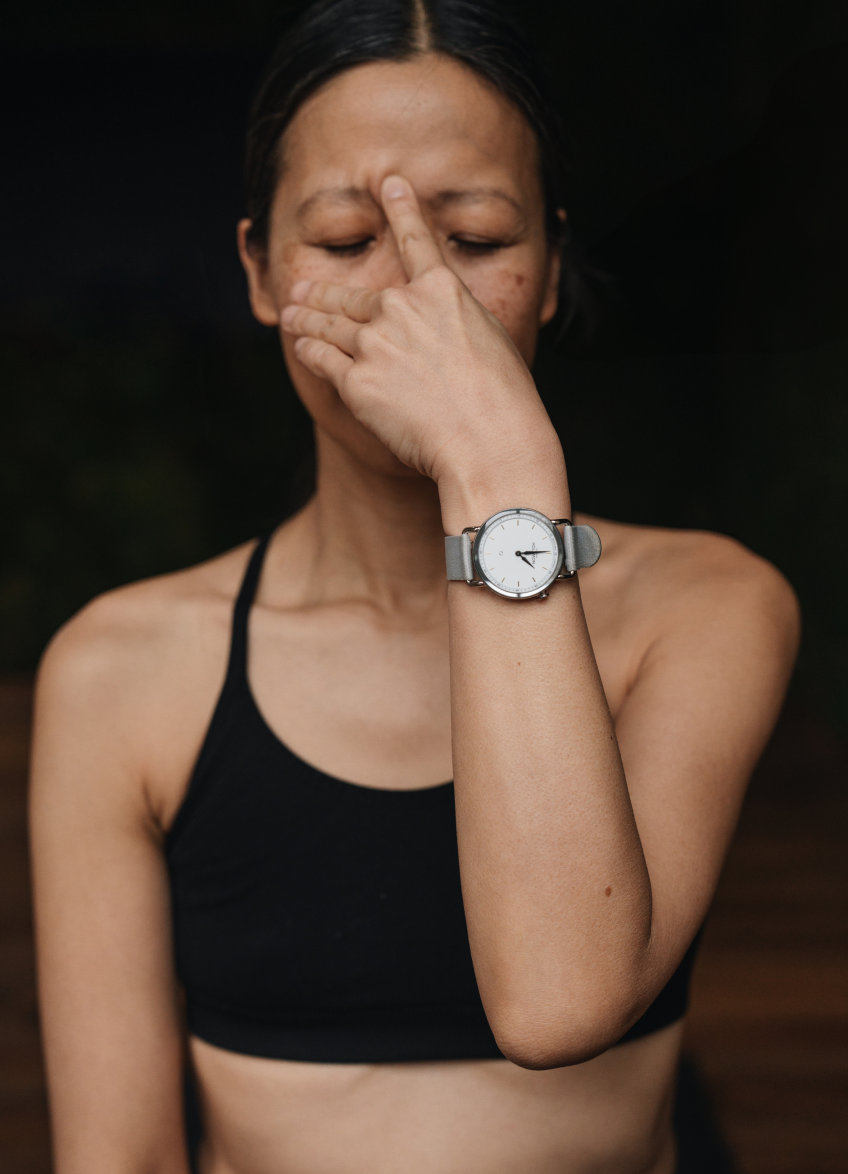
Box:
239 53 561 476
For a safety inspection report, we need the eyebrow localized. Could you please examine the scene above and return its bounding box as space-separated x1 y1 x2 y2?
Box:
296 186 374 219
431 188 523 213
296 185 524 219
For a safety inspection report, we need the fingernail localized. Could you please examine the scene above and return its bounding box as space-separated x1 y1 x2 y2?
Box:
280 304 298 326
294 336 307 354
290 279 312 301
382 176 408 200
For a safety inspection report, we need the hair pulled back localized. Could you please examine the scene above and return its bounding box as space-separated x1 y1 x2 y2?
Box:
245 0 584 330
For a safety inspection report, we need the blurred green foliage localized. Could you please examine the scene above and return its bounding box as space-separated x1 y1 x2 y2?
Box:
721 343 848 728
0 307 311 668
538 340 848 733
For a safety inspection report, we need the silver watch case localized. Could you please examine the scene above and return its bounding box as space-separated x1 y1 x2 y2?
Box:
469 508 566 600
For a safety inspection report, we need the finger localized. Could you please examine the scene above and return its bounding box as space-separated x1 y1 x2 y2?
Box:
293 336 354 388
281 304 360 356
380 175 444 280
289 279 378 323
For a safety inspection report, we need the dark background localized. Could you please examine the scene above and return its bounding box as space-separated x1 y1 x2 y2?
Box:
2 0 848 732
1 6 847 1172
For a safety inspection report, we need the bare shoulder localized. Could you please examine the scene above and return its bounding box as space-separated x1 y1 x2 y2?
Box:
578 513 800 655
32 542 257 822
40 543 252 692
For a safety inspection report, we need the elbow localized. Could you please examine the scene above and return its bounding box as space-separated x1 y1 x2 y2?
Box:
486 989 646 1071
491 1023 625 1071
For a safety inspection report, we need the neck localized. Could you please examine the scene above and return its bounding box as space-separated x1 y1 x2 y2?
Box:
274 430 448 612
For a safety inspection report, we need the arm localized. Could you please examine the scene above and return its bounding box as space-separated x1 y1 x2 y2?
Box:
30 605 192 1174
447 531 798 1066
280 175 800 1068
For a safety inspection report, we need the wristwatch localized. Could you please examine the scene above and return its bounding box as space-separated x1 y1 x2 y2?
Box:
445 508 601 600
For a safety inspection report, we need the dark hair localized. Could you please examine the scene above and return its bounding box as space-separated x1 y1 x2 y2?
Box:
245 0 587 332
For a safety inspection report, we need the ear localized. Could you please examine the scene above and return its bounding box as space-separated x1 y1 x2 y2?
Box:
539 209 566 327
237 219 280 327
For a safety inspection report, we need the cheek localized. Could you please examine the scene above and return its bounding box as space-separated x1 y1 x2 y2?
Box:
272 242 338 307
463 265 544 341
272 241 406 306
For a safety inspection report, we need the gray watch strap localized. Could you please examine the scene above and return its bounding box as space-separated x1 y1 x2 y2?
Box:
445 523 602 581
561 524 602 574
445 533 476 580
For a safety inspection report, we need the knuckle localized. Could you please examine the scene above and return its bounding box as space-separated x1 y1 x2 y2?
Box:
355 323 376 352
356 289 376 316
401 228 427 248
425 265 459 291
379 287 406 312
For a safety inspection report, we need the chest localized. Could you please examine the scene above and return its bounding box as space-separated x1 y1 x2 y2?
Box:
246 583 636 792
249 603 453 789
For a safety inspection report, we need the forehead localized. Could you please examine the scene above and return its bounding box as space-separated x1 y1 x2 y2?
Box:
277 54 542 214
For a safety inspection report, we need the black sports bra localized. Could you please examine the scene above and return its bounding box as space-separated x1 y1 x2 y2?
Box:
166 533 700 1063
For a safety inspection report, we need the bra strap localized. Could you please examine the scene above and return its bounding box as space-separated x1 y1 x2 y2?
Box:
223 531 275 691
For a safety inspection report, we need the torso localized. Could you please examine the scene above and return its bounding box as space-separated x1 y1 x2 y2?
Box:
106 511 740 1174
190 1024 681 1174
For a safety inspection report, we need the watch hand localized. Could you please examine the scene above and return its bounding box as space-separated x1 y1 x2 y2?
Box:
517 550 551 556
516 552 534 567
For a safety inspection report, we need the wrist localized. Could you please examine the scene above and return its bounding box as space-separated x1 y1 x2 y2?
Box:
437 440 570 535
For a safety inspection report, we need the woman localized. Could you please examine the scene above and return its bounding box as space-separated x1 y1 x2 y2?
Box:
30 2 799 1172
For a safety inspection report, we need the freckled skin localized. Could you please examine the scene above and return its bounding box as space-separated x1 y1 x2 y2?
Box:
238 55 561 481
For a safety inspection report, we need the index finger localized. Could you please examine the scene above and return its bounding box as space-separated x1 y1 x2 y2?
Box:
288 280 378 323
381 175 444 279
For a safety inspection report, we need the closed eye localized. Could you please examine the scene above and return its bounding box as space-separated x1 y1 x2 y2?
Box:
449 236 507 256
322 238 374 258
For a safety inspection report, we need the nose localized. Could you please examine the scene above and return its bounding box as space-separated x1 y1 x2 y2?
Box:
373 230 411 289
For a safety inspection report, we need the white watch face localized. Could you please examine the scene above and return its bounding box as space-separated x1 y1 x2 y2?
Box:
473 509 564 599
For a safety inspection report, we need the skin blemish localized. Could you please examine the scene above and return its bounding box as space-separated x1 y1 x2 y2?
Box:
605 886 612 897
239 54 556 457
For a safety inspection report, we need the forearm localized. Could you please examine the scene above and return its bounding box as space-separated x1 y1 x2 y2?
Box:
38 915 192 1174
442 462 653 1067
